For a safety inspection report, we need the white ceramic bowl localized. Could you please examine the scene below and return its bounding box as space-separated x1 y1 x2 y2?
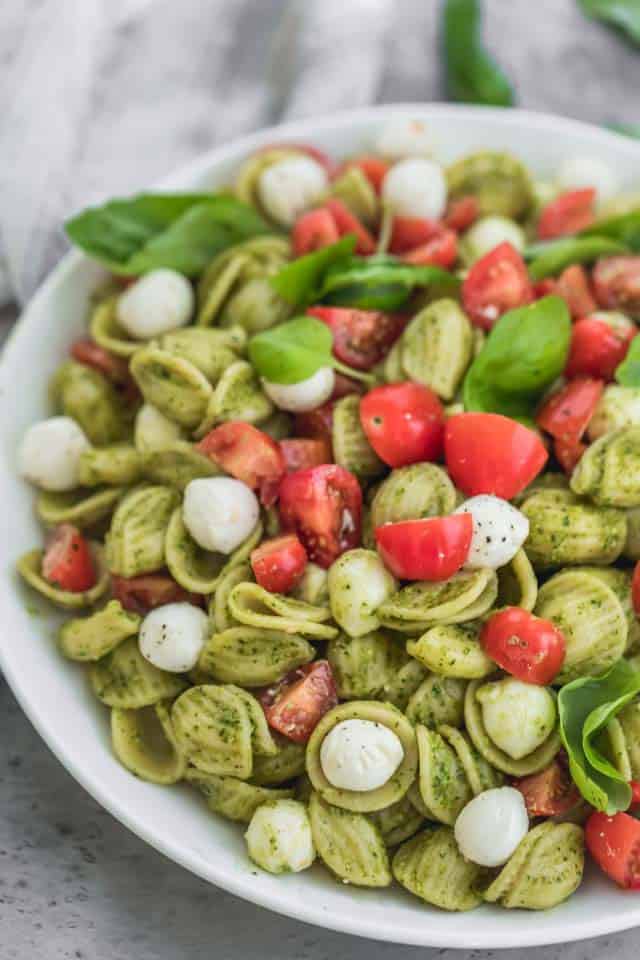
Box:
2 105 640 949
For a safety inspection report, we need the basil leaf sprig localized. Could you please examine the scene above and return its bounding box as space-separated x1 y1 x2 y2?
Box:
443 0 514 106
558 659 640 815
317 256 460 311
65 193 271 276
609 122 640 139
525 209 640 279
615 335 640 387
463 295 571 424
270 236 356 307
578 0 640 46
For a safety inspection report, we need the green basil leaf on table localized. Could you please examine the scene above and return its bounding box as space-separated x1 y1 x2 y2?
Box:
317 256 460 311
443 0 515 106
248 316 334 385
463 295 571 424
270 236 357 307
615 335 640 386
558 659 640 814
578 0 640 46
526 235 628 280
65 193 271 276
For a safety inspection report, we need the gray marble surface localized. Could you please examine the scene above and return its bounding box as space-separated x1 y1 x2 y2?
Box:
4 1 640 957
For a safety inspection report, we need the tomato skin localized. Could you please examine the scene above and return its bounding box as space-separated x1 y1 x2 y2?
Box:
294 402 334 441
360 383 444 468
480 607 566 685
593 256 640 314
278 464 362 568
462 242 533 331
250 534 308 594
324 198 376 255
280 437 332 472
71 339 130 386
402 229 458 268
554 436 586 475
308 306 406 371
112 573 203 614
42 524 96 593
292 208 340 256
631 780 640 806
260 661 338 743
586 811 640 889
389 217 442 254
536 378 604 444
336 155 389 194
445 413 548 499
330 372 365 400
632 561 640 617
555 264 597 318
444 195 480 232
375 515 472 581
196 421 285 507
565 316 637 381
512 760 581 817
537 188 596 240
532 278 557 300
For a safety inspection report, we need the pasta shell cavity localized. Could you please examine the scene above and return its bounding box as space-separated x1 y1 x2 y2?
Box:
496 548 538 611
308 792 391 887
51 361 130 445
130 347 213 429
186 768 293 822
370 463 457 528
327 631 403 700
78 445 143 487
446 151 533 219
407 624 495 680
90 294 140 357
194 361 273 438
521 489 626 568
166 510 262 596
157 326 247 380
377 569 498 634
571 426 640 508
399 299 473 401
17 543 110 610
111 701 186 784
393 827 488 911
170 684 255 778
36 487 124 529
90 637 187 708
198 627 314 687
332 395 385 479
106 484 179 577
226 581 337 640
59 599 141 662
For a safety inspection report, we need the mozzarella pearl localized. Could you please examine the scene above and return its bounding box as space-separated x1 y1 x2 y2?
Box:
588 384 640 441
139 602 208 673
320 718 404 792
476 678 557 760
134 403 184 453
454 787 529 867
557 156 619 203
258 156 329 227
381 158 447 220
463 216 526 262
374 115 433 158
262 366 335 413
19 416 90 491
454 495 529 569
183 477 259 553
245 800 316 874
116 269 194 339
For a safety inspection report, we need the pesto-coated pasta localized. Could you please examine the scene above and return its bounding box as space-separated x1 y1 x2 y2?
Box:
52 361 130 445
58 600 141 662
308 792 391 887
382 654 429 711
251 735 307 786
617 700 640 779
331 395 385 478
496 548 538 611
369 794 425 847
393 827 487 911
446 150 533 218
17 544 110 610
111 702 186 784
378 569 498 633
210 563 251 633
416 725 472 824
327 631 402 700
78 444 143 487
130 347 213 429
227 581 337 640
106 484 179 577
142 443 221 490
399 299 473 401
194 360 273 437
329 166 379 226
327 549 397 638
571 426 640 507
165 509 262 595
186 768 293 822
90 294 140 356
157 326 246 380
171 684 254 778
198 627 315 686
405 675 467 729
407 624 494 679
90 637 187 708
521 488 626 568
35 486 125 529
370 463 457 528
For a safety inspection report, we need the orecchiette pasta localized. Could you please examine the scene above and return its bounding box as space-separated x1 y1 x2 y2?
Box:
393 826 488 911
111 702 186 784
399 299 473 401
308 792 391 887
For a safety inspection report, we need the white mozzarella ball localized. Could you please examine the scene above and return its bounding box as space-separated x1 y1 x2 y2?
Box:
134 403 184 453
139 602 208 673
262 366 335 413
258 156 329 227
454 495 529 569
320 718 404 792
183 477 259 554
374 115 433 158
476 678 557 760
116 269 194 339
245 799 316 874
454 787 529 867
557 155 619 203
463 215 526 262
381 158 447 220
588 384 640 441
19 416 90 491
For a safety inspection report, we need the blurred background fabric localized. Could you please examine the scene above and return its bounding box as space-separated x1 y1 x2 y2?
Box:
1 0 639 313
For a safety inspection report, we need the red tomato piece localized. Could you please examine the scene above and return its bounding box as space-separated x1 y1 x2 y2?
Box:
402 229 458 269
632 561 640 618
512 760 581 817
565 315 637 381
250 534 308 594
554 436 586 475
42 524 96 593
359 383 444 468
444 195 480 232
462 242 533 330
375 515 472 581
555 264 597 318
278 464 362 568
586 811 640 889
480 607 566 685
445 412 548 499
537 188 596 240
593 256 640 314
536 378 604 444
260 661 338 743
389 217 442 254
308 306 406 371
631 780 640 806
196 421 285 507
324 198 376 255
280 437 332 472
532 278 557 299
292 208 339 256
331 372 365 400
294 402 334 441
259 142 335 176
336 155 389 194
112 573 203 614
71 339 130 386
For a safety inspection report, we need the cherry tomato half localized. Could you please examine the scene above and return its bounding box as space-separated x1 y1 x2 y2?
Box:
554 436 587 475
71 339 131 387
278 464 362 568
555 264 597 319
260 661 338 743
280 437 332 472
324 198 376 255
586 811 640 889
444 195 480 232
336 155 390 194
593 256 640 314
359 383 444 468
445 412 548 499
112 574 203 615
480 607 566 685
250 534 308 594
389 217 442 254
42 524 95 593
536 378 604 444
196 421 285 507
375 514 472 581
308 306 406 371
512 759 581 817
292 208 339 256
402 229 458 269
294 402 334 441
631 780 640 807
565 315 637 381
632 561 640 618
537 188 596 240
462 242 533 331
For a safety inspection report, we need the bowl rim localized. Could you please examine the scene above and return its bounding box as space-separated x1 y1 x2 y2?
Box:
3 102 640 949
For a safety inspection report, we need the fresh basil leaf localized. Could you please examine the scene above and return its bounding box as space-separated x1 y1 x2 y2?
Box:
558 659 640 814
615 335 640 386
66 193 271 276
443 0 514 106
248 315 333 385
608 122 640 139
578 0 640 46
463 295 571 422
318 256 460 311
269 236 356 307
526 235 627 280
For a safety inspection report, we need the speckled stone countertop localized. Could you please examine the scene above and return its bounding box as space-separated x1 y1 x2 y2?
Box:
3 1 640 956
